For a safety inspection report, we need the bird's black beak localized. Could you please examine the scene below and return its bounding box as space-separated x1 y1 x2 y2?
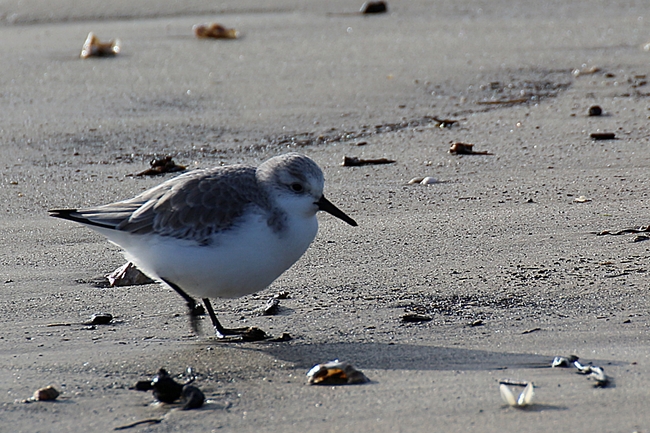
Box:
317 196 357 226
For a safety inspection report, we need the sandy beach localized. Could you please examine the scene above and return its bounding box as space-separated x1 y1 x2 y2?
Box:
1 1 649 431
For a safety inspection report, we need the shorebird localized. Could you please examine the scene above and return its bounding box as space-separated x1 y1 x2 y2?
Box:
50 153 357 340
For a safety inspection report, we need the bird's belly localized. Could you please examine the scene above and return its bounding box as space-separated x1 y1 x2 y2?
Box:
116 214 318 299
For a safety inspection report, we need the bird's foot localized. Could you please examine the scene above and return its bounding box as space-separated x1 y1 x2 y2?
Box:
214 326 269 342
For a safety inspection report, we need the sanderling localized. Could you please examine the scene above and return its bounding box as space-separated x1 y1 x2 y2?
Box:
50 153 357 340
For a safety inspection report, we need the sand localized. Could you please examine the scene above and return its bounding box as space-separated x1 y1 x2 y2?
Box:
1 1 649 432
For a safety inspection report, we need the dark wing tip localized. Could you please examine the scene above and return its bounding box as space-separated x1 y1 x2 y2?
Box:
49 208 116 230
49 208 78 219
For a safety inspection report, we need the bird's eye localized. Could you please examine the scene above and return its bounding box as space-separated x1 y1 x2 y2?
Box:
290 183 304 193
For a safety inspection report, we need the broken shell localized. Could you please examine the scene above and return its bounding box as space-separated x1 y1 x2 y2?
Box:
407 177 424 184
259 297 280 316
107 262 154 287
449 142 493 155
551 355 579 368
420 177 438 185
193 23 239 39
586 366 609 387
80 32 120 59
307 360 369 385
574 196 591 203
572 66 601 77
449 142 474 154
500 382 534 408
33 385 60 401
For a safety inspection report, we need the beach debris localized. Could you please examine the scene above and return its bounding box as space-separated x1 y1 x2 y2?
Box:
432 117 458 128
595 225 650 236
88 313 113 325
257 297 280 316
590 132 616 140
633 235 649 242
572 66 601 77
46 313 115 328
342 156 396 166
134 368 204 409
307 360 369 385
477 98 528 105
551 355 579 367
193 23 239 39
268 332 293 342
521 327 541 334
135 156 186 176
107 262 154 287
407 176 439 185
179 385 205 410
498 379 529 387
360 1 388 14
551 356 610 387
588 105 603 116
114 419 164 430
80 32 121 59
500 382 534 408
449 142 493 155
32 385 60 401
257 291 291 315
573 196 591 203
469 319 484 327
402 313 432 323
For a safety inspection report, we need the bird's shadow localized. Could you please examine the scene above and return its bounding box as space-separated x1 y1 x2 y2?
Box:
244 341 564 371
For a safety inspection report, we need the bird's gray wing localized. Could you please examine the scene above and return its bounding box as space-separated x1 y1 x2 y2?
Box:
52 165 271 244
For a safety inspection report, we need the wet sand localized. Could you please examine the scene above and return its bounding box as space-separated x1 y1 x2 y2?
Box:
1 1 649 431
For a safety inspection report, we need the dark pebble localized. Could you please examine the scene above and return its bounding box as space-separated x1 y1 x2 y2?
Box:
181 385 205 410
588 105 602 116
151 369 184 403
402 313 432 323
89 313 113 325
590 132 616 140
361 1 388 13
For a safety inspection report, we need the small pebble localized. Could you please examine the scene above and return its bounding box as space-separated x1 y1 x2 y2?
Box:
360 1 388 14
590 132 615 140
89 313 113 325
33 386 60 401
588 105 602 116
402 313 432 323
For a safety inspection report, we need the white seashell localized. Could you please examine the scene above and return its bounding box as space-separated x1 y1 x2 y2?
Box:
407 177 424 184
420 177 438 185
500 382 534 407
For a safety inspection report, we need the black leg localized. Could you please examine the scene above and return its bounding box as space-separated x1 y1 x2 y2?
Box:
161 278 205 334
202 298 229 337
202 298 267 341
160 278 268 341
